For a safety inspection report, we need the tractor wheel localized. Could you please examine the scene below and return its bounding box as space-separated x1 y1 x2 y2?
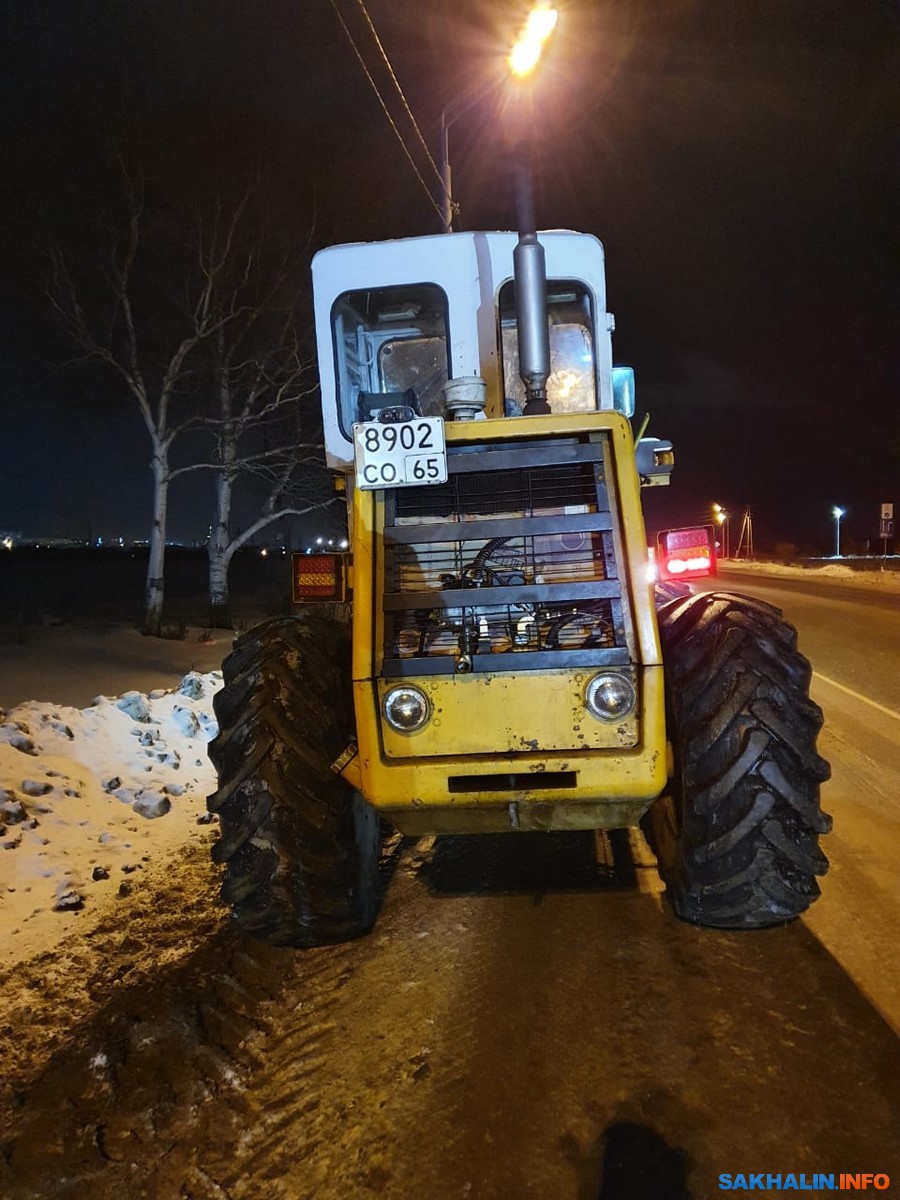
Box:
207 613 380 946
646 591 832 929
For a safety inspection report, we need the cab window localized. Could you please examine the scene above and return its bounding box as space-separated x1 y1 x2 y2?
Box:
499 281 596 413
331 283 450 438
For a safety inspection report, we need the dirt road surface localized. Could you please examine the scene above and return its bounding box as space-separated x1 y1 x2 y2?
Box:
3 826 898 1199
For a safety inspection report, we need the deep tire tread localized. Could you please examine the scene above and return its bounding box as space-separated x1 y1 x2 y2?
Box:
647 592 831 929
207 613 380 947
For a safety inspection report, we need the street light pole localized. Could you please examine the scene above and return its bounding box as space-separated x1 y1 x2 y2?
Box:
439 82 496 233
712 503 729 559
439 4 558 234
440 109 452 234
832 506 845 558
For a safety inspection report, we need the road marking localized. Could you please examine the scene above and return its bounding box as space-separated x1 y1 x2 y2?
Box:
813 672 900 722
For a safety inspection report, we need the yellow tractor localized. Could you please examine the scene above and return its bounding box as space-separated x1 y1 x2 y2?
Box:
207 224 831 944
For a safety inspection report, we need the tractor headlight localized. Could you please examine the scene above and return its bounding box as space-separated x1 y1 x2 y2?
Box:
584 673 636 722
383 685 431 733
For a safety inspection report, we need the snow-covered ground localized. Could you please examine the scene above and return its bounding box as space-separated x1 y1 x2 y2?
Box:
0 668 223 972
722 556 900 592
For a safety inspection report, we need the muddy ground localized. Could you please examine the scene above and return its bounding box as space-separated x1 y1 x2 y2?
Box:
2 826 898 1200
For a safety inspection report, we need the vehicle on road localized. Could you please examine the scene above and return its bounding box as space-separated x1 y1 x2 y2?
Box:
207 221 831 944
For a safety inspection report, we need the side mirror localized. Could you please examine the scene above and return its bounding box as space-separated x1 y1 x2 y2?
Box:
612 366 635 418
636 437 674 486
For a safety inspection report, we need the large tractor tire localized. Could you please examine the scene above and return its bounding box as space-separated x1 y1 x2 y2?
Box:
207 613 380 947
645 591 831 929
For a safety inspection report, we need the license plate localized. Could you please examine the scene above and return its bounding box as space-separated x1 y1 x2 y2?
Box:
352 417 447 490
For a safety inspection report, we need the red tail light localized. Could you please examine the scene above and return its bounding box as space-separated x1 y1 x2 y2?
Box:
656 526 717 581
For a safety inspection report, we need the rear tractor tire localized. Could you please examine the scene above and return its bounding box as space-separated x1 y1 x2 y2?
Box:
645 592 832 929
207 613 380 947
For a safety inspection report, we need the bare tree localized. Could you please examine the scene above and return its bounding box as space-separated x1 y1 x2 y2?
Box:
48 174 328 634
203 329 332 627
47 176 254 634
180 200 333 627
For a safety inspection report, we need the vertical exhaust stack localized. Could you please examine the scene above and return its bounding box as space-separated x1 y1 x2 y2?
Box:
513 155 552 415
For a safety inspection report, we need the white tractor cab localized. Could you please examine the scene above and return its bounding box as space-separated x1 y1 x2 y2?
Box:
312 230 672 484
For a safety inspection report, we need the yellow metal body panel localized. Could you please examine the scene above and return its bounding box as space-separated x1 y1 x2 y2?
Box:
346 410 667 830
377 669 639 757
352 666 666 812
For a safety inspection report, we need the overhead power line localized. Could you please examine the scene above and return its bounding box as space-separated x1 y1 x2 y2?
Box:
328 0 445 224
353 0 445 193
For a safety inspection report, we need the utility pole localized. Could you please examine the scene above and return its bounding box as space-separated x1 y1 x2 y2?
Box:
735 508 754 560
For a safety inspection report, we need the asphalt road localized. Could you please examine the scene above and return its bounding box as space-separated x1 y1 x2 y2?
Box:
711 566 900 712
702 567 900 1043
4 570 899 1199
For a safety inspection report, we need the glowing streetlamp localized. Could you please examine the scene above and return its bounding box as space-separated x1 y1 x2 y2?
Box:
712 503 729 559
440 3 558 233
832 506 845 558
509 4 559 78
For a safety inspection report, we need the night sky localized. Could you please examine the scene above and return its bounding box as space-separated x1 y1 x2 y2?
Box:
1 1 897 553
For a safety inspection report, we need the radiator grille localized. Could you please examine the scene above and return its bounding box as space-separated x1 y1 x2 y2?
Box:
393 460 597 519
382 436 630 676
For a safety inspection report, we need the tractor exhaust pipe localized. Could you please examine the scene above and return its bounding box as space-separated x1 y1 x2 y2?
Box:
513 155 551 416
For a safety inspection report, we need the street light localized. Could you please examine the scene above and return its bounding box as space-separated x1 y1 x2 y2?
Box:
440 3 559 233
832 506 845 558
439 90 488 234
509 4 559 78
712 503 729 559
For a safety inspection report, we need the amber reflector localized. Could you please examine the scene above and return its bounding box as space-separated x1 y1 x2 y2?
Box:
292 553 346 602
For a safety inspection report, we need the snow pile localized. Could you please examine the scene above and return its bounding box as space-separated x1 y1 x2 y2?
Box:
0 671 223 970
724 558 900 591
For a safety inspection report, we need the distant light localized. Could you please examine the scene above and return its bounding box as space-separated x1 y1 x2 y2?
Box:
832 506 845 519
316 536 324 546
1 537 12 551
509 4 559 77
339 538 349 549
260 548 268 557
